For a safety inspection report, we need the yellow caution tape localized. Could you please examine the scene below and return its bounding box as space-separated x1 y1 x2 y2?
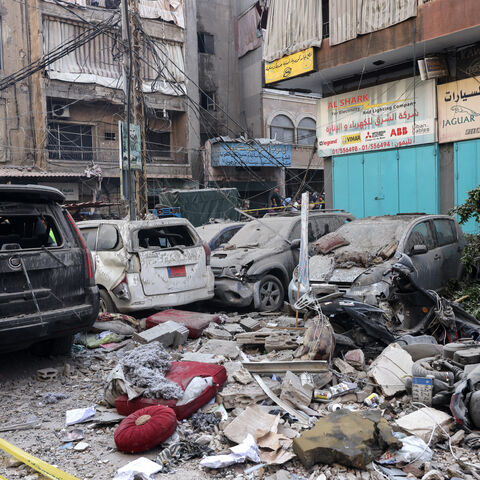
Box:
0 475 9 480
0 438 80 480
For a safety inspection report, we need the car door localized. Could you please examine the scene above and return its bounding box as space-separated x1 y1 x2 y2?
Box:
93 224 127 291
432 218 463 285
403 220 439 290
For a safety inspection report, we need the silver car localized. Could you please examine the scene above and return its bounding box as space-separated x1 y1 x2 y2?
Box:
78 218 214 313
289 214 465 308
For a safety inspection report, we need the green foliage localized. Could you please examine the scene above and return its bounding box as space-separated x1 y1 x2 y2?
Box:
450 185 480 225
462 234 480 274
445 280 480 320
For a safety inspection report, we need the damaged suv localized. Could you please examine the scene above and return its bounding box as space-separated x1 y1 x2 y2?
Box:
289 214 465 308
78 218 214 313
0 185 99 353
211 212 354 311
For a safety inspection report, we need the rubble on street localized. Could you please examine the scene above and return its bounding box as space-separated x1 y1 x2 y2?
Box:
2 304 480 480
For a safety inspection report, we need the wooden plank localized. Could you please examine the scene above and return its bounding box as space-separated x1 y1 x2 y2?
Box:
242 360 328 374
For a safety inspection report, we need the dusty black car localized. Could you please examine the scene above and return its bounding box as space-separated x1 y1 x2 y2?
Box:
0 185 99 353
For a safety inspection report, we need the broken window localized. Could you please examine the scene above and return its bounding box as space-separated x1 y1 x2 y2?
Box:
270 115 295 143
146 130 171 160
47 122 94 162
0 215 62 250
198 32 214 54
200 91 217 111
433 219 456 246
137 225 196 249
406 222 435 252
81 227 98 251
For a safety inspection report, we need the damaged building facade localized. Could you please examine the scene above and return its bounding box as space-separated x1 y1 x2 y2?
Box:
196 0 324 209
263 0 480 233
0 0 200 207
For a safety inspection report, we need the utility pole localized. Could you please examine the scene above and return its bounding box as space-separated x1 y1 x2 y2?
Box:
120 0 148 220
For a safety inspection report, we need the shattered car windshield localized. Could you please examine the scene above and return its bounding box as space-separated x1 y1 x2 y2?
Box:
137 225 196 249
227 219 290 247
322 220 407 253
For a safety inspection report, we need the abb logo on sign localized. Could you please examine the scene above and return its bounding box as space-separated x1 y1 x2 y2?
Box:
390 127 408 137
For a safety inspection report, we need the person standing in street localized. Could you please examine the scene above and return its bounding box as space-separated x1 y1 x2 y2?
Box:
269 187 282 209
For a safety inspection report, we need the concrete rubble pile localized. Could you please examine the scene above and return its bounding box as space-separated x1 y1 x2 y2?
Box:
2 309 480 480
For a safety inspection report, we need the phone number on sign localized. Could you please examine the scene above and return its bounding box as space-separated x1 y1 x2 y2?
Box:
331 146 359 154
362 141 391 151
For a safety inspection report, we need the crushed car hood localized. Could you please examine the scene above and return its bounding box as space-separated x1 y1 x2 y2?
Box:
309 255 384 284
211 246 282 269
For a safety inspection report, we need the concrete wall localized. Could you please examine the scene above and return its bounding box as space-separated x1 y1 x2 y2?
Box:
0 0 37 166
196 0 241 140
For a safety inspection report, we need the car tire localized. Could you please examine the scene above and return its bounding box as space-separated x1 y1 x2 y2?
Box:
255 275 284 312
99 288 117 313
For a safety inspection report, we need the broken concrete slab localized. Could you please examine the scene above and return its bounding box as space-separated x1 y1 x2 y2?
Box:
240 317 261 332
198 339 240 360
280 371 312 409
368 343 413 397
334 358 358 375
232 367 253 385
223 361 243 383
265 332 299 352
203 325 233 341
394 407 453 443
217 377 281 409
293 409 402 470
133 321 188 347
223 323 245 335
181 352 224 363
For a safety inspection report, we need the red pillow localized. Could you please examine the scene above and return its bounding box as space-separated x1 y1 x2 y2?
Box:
114 405 177 453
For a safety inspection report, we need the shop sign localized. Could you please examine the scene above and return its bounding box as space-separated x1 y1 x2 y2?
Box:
317 78 436 156
437 76 480 143
264 47 315 85
211 142 291 167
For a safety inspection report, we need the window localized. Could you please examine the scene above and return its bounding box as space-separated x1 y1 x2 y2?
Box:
137 225 196 249
406 221 435 253
297 117 316 145
322 0 329 39
146 130 171 160
47 122 93 162
270 115 295 143
198 32 214 54
433 219 456 246
289 221 301 241
80 227 98 251
200 91 217 111
0 215 62 250
104 132 116 141
97 224 122 251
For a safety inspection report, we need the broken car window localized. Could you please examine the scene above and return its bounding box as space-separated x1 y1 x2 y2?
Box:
97 224 122 251
0 215 62 250
81 227 98 251
406 222 435 253
137 225 196 249
433 219 456 246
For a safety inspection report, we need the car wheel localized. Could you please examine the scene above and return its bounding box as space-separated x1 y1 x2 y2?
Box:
99 288 117 313
256 275 284 312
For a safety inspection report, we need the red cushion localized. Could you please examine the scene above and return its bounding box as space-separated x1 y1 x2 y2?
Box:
114 405 177 453
115 361 227 420
145 310 220 338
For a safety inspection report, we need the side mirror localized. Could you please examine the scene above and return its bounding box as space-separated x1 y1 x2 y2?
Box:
290 238 301 249
411 244 427 255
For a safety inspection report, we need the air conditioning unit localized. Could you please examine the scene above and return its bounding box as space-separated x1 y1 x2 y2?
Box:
51 104 70 118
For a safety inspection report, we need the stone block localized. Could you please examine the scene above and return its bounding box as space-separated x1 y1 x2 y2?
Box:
133 320 187 347
293 409 401 470
198 339 240 359
280 371 312 409
240 317 261 332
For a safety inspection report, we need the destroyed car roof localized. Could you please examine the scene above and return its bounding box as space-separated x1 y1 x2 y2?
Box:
77 218 193 229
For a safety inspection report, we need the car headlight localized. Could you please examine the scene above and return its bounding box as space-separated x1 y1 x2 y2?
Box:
347 281 389 303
